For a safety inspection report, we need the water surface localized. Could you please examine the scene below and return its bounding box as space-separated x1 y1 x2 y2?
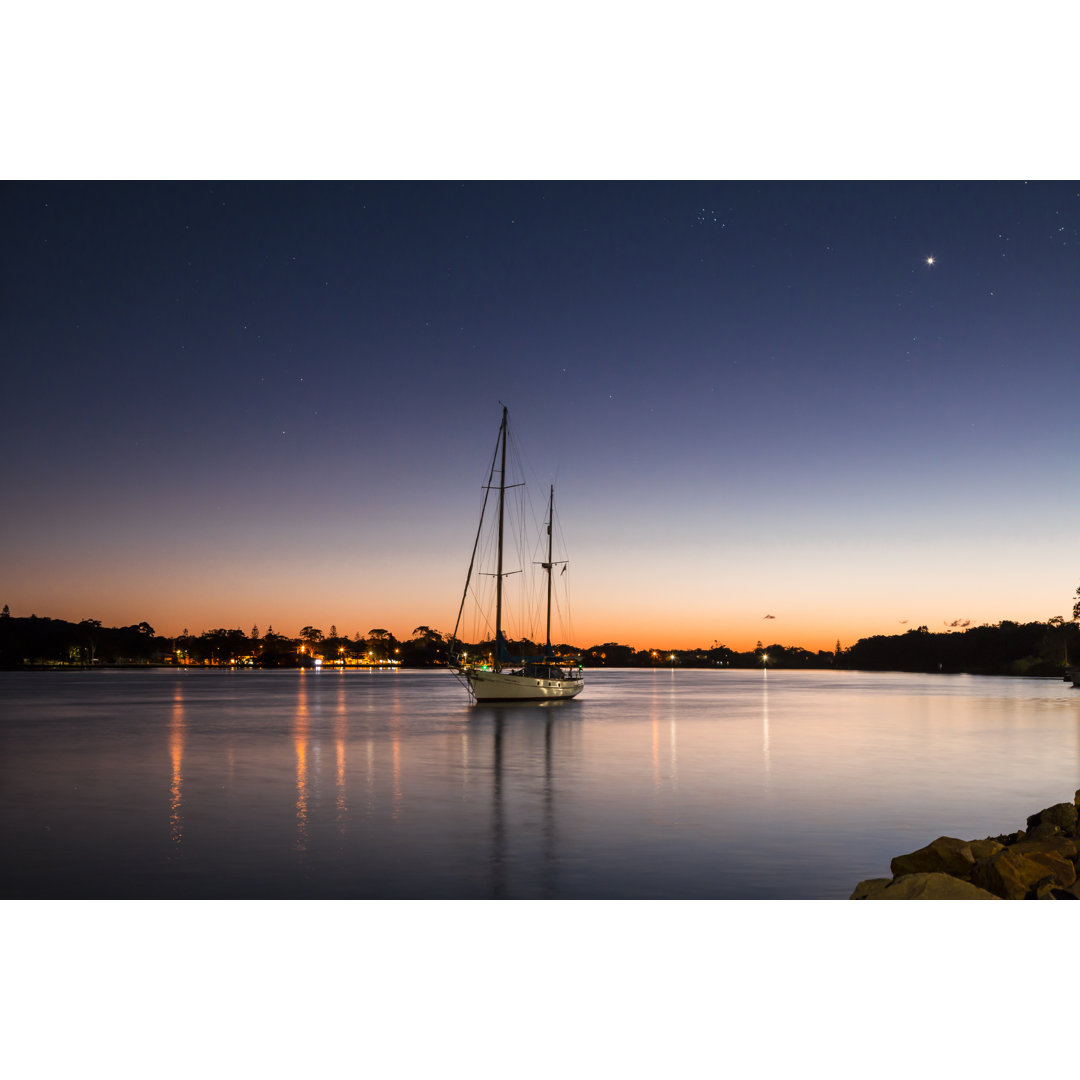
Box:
2 668 1077 898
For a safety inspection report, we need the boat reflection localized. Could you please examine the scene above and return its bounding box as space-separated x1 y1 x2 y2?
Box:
470 700 576 898
269 676 580 895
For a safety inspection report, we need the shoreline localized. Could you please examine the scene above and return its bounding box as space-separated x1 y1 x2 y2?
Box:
852 791 1080 899
2 662 1077 679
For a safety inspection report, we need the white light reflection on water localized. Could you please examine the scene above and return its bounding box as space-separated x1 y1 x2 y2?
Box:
1 668 1078 899
762 669 771 785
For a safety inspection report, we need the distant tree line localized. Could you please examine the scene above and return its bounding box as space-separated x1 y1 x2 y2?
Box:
841 619 1079 677
2 601 1078 676
0 612 446 669
571 641 838 669
0 613 161 669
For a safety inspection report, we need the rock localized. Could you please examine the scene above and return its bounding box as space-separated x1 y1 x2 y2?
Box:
851 793 1080 898
1026 822 1063 841
890 836 976 878
990 830 1025 846
971 847 1076 899
856 873 1000 900
850 878 893 899
1023 851 1077 888
1027 802 1079 837
1034 881 1078 900
968 839 1004 861
1010 836 1080 862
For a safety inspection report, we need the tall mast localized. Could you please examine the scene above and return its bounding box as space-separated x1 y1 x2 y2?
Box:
494 406 508 672
544 484 554 654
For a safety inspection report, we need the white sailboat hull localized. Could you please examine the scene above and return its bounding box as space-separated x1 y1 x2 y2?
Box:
465 667 584 702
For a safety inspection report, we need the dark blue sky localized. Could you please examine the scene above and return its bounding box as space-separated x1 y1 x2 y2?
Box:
4 182 1078 647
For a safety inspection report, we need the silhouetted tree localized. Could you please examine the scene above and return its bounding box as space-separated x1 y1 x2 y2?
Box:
198 628 248 664
402 626 445 666
80 619 101 664
260 626 297 667
584 642 636 666
322 626 350 663
298 626 324 659
366 628 397 661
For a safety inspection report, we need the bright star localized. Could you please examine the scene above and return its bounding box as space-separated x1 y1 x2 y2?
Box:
925 255 935 267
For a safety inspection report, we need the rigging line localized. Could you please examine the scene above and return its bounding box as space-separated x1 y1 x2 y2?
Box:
504 421 548 547
451 420 504 649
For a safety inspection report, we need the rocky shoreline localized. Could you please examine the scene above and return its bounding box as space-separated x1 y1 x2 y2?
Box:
851 790 1080 899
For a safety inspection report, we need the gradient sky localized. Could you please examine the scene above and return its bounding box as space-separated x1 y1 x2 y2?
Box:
3 181 1078 651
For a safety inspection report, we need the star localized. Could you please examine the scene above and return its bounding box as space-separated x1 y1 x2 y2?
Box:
925 255 936 267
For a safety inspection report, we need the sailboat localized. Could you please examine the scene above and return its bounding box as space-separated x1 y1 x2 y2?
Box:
450 406 584 702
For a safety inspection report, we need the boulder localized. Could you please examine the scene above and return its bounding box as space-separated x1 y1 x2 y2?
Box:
855 873 1000 900
1010 836 1080 862
851 793 1080 898
890 836 976 878
1022 850 1077 888
1026 822 1063 842
971 847 1076 899
1034 881 1078 900
1027 802 1079 837
968 839 1004 861
850 878 893 899
990 830 1025 846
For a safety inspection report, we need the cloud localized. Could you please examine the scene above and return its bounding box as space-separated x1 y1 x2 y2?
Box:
945 619 971 628
763 614 776 619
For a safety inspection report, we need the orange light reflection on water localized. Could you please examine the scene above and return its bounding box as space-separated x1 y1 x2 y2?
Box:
649 675 679 795
389 682 404 820
169 685 185 854
294 674 310 852
335 676 348 837
391 738 402 820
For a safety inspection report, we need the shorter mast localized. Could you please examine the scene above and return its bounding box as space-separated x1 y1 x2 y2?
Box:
538 484 568 659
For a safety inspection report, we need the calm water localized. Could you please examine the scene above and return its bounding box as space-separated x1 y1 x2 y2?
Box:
1 668 1078 899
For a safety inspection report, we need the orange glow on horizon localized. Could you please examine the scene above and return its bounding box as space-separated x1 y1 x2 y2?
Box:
17 561 1074 662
